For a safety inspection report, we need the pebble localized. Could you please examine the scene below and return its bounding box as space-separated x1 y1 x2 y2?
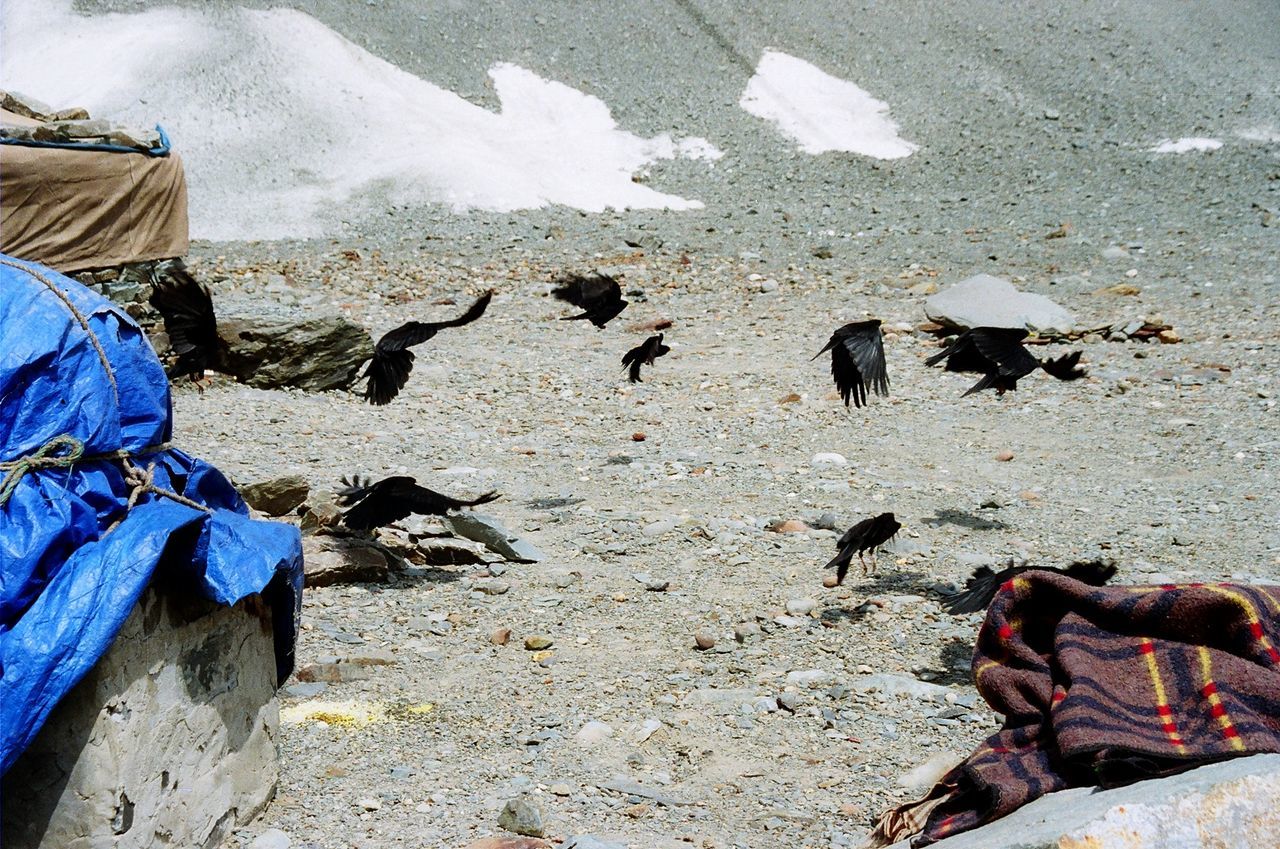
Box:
811 452 848 466
576 720 614 744
490 628 512 645
786 669 832 688
694 632 716 650
249 829 292 849
356 797 381 811
759 278 779 293
786 597 818 616
994 450 1014 462
549 783 574 796
776 692 799 712
524 635 553 650
734 622 762 643
643 518 678 536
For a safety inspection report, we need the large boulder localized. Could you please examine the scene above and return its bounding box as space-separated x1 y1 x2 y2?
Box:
889 753 1280 849
216 304 373 392
1 587 280 849
925 274 1076 335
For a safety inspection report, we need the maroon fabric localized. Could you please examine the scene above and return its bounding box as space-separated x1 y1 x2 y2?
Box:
901 574 1280 846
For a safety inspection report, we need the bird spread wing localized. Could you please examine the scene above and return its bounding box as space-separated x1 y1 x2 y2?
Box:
375 290 494 353
621 334 668 382
941 563 1023 614
823 321 888 408
148 268 219 377
363 291 492 405
1040 349 1087 381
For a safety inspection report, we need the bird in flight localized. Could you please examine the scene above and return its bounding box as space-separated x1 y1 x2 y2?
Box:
336 474 500 531
824 512 901 583
148 265 222 386
622 333 670 383
363 290 493 405
552 272 628 329
925 327 1086 396
942 558 1118 614
812 320 890 408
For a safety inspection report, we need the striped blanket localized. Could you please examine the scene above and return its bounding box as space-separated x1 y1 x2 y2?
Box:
868 572 1280 847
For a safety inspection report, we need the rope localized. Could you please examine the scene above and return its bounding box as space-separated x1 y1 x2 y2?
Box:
0 434 176 507
104 458 213 533
0 257 120 401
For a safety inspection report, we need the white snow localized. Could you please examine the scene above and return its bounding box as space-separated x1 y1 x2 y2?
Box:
738 49 916 158
0 1 721 241
1237 126 1280 143
1149 137 1223 154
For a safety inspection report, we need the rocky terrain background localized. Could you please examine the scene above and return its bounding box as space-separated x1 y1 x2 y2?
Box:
59 1 1280 847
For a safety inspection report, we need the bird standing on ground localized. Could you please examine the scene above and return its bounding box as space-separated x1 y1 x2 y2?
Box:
363 290 493 405
924 327 1086 396
942 558 1118 614
336 474 500 531
812 319 890 408
552 272 628 329
621 333 670 383
148 266 222 385
824 512 902 584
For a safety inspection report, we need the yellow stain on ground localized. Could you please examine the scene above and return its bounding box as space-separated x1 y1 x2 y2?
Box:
280 700 435 728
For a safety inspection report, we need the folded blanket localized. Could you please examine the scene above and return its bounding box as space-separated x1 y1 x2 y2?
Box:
868 572 1280 847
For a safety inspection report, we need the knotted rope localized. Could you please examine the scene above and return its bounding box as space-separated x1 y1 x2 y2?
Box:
0 434 85 505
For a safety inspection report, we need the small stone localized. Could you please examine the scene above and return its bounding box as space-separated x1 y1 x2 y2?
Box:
822 575 840 588
1157 329 1181 344
759 278 779 293
294 662 370 683
249 828 292 849
239 474 310 516
357 797 381 811
995 450 1014 462
622 802 650 818
734 622 762 643
631 432 646 441
491 628 512 645
694 632 716 650
766 519 808 534
575 720 614 744
524 635 553 651
786 597 818 616
549 783 573 796
786 669 831 688
776 692 799 712
811 452 848 466
497 797 545 838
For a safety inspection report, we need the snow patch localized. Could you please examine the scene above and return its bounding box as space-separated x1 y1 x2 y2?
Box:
739 49 916 158
0 1 721 241
1237 126 1280 143
1149 137 1223 154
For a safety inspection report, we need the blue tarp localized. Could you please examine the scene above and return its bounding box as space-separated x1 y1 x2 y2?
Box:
0 254 303 775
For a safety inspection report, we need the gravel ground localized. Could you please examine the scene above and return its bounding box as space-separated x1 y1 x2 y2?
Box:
170 239 1278 849
66 2 1277 846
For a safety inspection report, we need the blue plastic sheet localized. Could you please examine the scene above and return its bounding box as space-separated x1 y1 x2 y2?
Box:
0 254 303 775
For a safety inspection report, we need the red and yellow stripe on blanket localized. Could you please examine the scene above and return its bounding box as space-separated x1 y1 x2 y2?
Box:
865 573 1280 848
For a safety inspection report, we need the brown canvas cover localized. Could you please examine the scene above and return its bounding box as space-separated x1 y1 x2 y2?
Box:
0 109 189 273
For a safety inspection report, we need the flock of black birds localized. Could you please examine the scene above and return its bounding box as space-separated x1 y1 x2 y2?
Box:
145 264 1113 616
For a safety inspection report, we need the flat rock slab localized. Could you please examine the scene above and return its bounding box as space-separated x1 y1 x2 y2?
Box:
925 274 1076 335
889 753 1280 849
442 513 544 562
217 308 373 392
301 534 403 586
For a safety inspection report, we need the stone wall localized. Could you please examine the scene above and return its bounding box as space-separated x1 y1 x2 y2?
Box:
2 583 281 849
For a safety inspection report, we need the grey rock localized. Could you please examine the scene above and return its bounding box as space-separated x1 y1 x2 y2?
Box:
852 673 956 703
497 797 545 837
1 90 58 120
417 539 488 565
558 837 627 849
890 754 1280 849
597 776 696 806
786 597 818 616
282 682 328 699
1 587 278 849
249 829 292 849
240 474 310 516
216 309 374 392
442 513 544 562
301 534 403 586
925 274 1077 335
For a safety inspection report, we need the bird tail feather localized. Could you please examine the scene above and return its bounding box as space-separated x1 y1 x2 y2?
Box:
1041 350 1086 381
941 565 1003 614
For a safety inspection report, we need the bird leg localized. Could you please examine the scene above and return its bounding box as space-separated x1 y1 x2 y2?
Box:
858 551 870 576
190 374 212 394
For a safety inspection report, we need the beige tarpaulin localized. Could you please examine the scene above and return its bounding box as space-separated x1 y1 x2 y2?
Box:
0 109 189 273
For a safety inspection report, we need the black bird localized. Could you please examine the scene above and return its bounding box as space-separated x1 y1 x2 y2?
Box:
812 319 890 408
824 512 902 584
363 290 493 405
148 266 221 383
942 558 1119 614
552 272 628 329
336 474 500 531
621 333 670 383
924 327 1086 396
